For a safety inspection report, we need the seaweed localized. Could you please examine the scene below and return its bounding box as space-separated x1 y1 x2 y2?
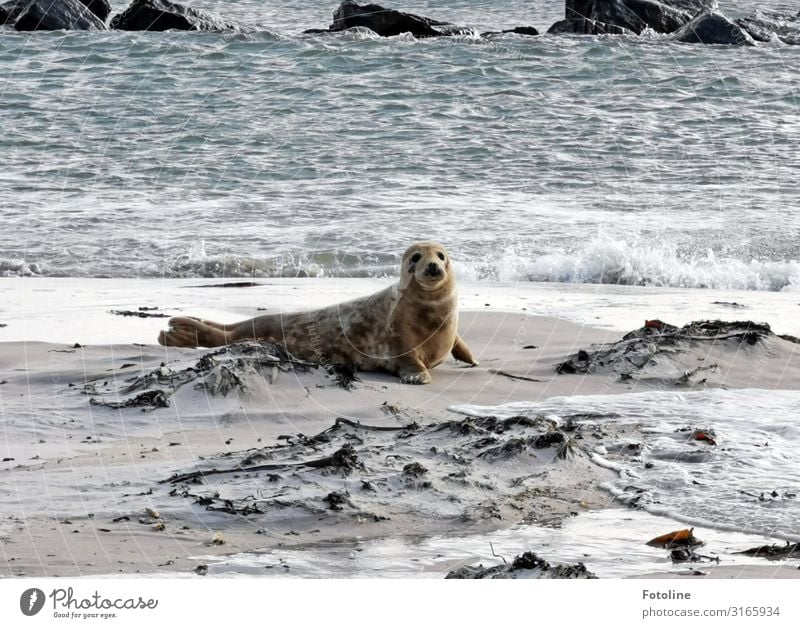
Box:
735 542 800 560
161 409 593 528
110 309 170 318
89 389 170 410
556 320 775 376
328 363 361 390
446 551 596 579
162 444 363 484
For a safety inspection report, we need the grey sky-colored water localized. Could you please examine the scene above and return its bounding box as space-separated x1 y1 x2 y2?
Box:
1 1 798 289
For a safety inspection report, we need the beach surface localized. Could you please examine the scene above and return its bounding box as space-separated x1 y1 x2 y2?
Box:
0 278 798 578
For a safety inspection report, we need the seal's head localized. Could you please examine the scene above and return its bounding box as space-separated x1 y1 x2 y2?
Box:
401 241 452 291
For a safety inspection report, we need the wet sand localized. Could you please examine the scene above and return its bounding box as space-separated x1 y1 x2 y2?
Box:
0 278 798 578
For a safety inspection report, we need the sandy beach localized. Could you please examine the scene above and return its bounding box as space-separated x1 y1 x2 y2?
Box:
0 277 798 578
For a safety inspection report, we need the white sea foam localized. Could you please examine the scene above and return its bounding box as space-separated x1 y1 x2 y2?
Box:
5 235 800 293
0 258 43 277
458 237 800 292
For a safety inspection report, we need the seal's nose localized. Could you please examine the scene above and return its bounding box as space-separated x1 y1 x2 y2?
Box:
426 262 441 277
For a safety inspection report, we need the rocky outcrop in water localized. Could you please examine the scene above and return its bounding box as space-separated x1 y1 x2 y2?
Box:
110 0 235 31
481 26 540 38
548 17 631 35
81 0 111 23
672 11 755 46
1 1 26 25
10 0 108 30
305 1 474 38
446 551 597 579
553 0 717 36
736 10 800 45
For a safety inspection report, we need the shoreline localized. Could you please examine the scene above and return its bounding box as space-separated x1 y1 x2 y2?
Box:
2 276 799 344
0 278 798 578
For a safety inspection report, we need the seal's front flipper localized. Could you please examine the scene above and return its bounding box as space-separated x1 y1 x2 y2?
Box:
400 369 432 385
452 334 478 366
398 357 432 385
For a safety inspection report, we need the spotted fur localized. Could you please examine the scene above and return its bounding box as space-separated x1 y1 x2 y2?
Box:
158 242 478 384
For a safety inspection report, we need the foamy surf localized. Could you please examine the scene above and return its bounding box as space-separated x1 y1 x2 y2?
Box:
458 237 800 292
4 235 800 292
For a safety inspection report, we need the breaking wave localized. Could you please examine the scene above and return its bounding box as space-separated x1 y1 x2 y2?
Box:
3 236 799 292
459 237 800 292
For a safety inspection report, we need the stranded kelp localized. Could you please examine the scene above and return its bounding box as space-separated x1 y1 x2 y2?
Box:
445 551 597 579
159 413 610 528
85 341 354 410
555 320 797 386
735 542 800 561
109 307 169 319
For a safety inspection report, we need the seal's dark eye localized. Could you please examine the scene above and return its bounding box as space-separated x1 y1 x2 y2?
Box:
437 252 445 261
411 253 421 263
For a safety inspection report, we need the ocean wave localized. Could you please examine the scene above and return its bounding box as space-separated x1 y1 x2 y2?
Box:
0 259 44 277
459 237 800 292
3 237 799 292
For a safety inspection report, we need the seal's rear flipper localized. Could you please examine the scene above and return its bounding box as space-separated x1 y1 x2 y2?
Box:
158 317 228 348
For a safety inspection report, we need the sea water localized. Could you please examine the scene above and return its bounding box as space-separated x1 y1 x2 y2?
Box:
1 1 798 291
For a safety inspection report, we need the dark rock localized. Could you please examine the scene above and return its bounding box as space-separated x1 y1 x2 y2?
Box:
481 26 540 37
12 0 108 30
672 12 755 46
562 1 717 35
736 10 800 45
446 551 597 579
318 1 473 38
548 17 632 36
662 0 716 12
79 0 110 22
1 1 25 25
502 26 539 36
110 0 235 31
